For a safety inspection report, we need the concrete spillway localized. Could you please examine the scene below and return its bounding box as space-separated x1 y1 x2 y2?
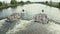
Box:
0 4 60 34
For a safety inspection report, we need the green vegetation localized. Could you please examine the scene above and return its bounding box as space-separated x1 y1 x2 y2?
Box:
27 1 31 3
10 0 17 4
45 1 48 4
0 0 60 9
0 0 32 9
58 2 60 8
0 2 9 9
59 2 60 5
18 1 31 5
0 2 2 6
19 1 24 5
43 1 60 9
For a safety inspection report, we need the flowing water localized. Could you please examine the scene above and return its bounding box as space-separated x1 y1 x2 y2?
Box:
0 3 60 34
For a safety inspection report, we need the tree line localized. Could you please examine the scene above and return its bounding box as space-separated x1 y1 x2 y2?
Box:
0 0 60 8
45 1 60 8
0 0 31 6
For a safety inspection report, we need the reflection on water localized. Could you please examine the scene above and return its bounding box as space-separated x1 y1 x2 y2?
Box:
0 6 22 19
0 4 60 34
0 8 14 19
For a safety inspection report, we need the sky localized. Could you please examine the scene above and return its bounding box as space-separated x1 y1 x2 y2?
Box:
0 0 60 3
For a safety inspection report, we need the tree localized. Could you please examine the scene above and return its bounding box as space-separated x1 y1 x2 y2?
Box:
59 2 60 8
10 0 17 4
45 1 48 4
59 2 60 6
0 2 2 6
19 1 24 5
2 1 7 6
27 1 30 3
50 1 52 6
20 1 24 3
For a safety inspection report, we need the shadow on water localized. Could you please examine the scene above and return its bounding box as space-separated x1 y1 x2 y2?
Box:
0 21 18 34
0 6 18 20
10 6 17 9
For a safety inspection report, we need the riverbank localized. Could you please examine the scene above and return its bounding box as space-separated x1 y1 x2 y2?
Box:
43 2 60 9
0 5 18 10
0 3 23 10
0 2 33 10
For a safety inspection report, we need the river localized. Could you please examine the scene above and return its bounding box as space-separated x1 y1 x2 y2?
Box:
0 3 60 34
0 3 60 22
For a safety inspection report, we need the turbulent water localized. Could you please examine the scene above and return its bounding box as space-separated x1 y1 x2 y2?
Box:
0 3 60 34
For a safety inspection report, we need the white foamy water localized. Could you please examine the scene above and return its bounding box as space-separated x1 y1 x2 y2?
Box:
0 19 6 28
6 20 60 34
